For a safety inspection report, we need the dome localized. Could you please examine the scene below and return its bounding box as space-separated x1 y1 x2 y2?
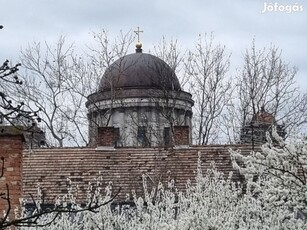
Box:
99 52 181 92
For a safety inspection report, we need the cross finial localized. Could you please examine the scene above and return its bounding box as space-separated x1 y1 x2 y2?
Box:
134 26 143 43
134 26 143 52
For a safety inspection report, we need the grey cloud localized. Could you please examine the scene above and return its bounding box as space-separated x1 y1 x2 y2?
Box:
0 0 306 87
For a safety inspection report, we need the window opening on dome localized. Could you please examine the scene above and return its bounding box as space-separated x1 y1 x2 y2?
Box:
137 126 150 147
163 127 170 147
114 127 120 147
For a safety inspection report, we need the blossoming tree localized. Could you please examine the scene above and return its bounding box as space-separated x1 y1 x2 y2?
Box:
23 135 307 229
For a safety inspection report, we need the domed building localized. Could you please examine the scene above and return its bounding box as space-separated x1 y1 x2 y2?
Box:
1 31 273 218
86 43 194 147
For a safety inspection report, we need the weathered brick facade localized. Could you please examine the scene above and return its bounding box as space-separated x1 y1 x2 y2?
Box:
0 128 24 220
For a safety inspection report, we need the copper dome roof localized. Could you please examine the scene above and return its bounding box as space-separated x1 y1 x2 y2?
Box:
99 52 181 92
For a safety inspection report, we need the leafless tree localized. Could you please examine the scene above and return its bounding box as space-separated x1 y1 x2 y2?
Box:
88 29 135 80
0 60 41 127
14 36 80 147
151 38 195 147
186 34 231 145
224 40 307 143
15 30 135 147
152 37 188 88
86 29 135 146
0 44 117 230
10 29 307 147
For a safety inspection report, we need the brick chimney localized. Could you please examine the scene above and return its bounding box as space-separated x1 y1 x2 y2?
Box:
0 126 24 221
97 127 116 146
174 126 190 146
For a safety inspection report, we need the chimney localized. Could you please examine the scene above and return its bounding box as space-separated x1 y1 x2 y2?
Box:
174 126 190 146
0 126 24 220
97 127 116 146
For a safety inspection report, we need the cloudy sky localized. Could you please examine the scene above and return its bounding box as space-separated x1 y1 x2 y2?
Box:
1 0 306 88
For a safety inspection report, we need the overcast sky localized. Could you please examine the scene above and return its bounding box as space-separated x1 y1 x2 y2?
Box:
1 0 306 88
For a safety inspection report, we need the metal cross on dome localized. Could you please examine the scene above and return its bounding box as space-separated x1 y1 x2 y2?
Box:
134 26 143 42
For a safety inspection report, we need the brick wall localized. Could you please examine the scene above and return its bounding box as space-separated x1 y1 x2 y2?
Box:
97 127 115 146
0 128 24 222
174 126 190 145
